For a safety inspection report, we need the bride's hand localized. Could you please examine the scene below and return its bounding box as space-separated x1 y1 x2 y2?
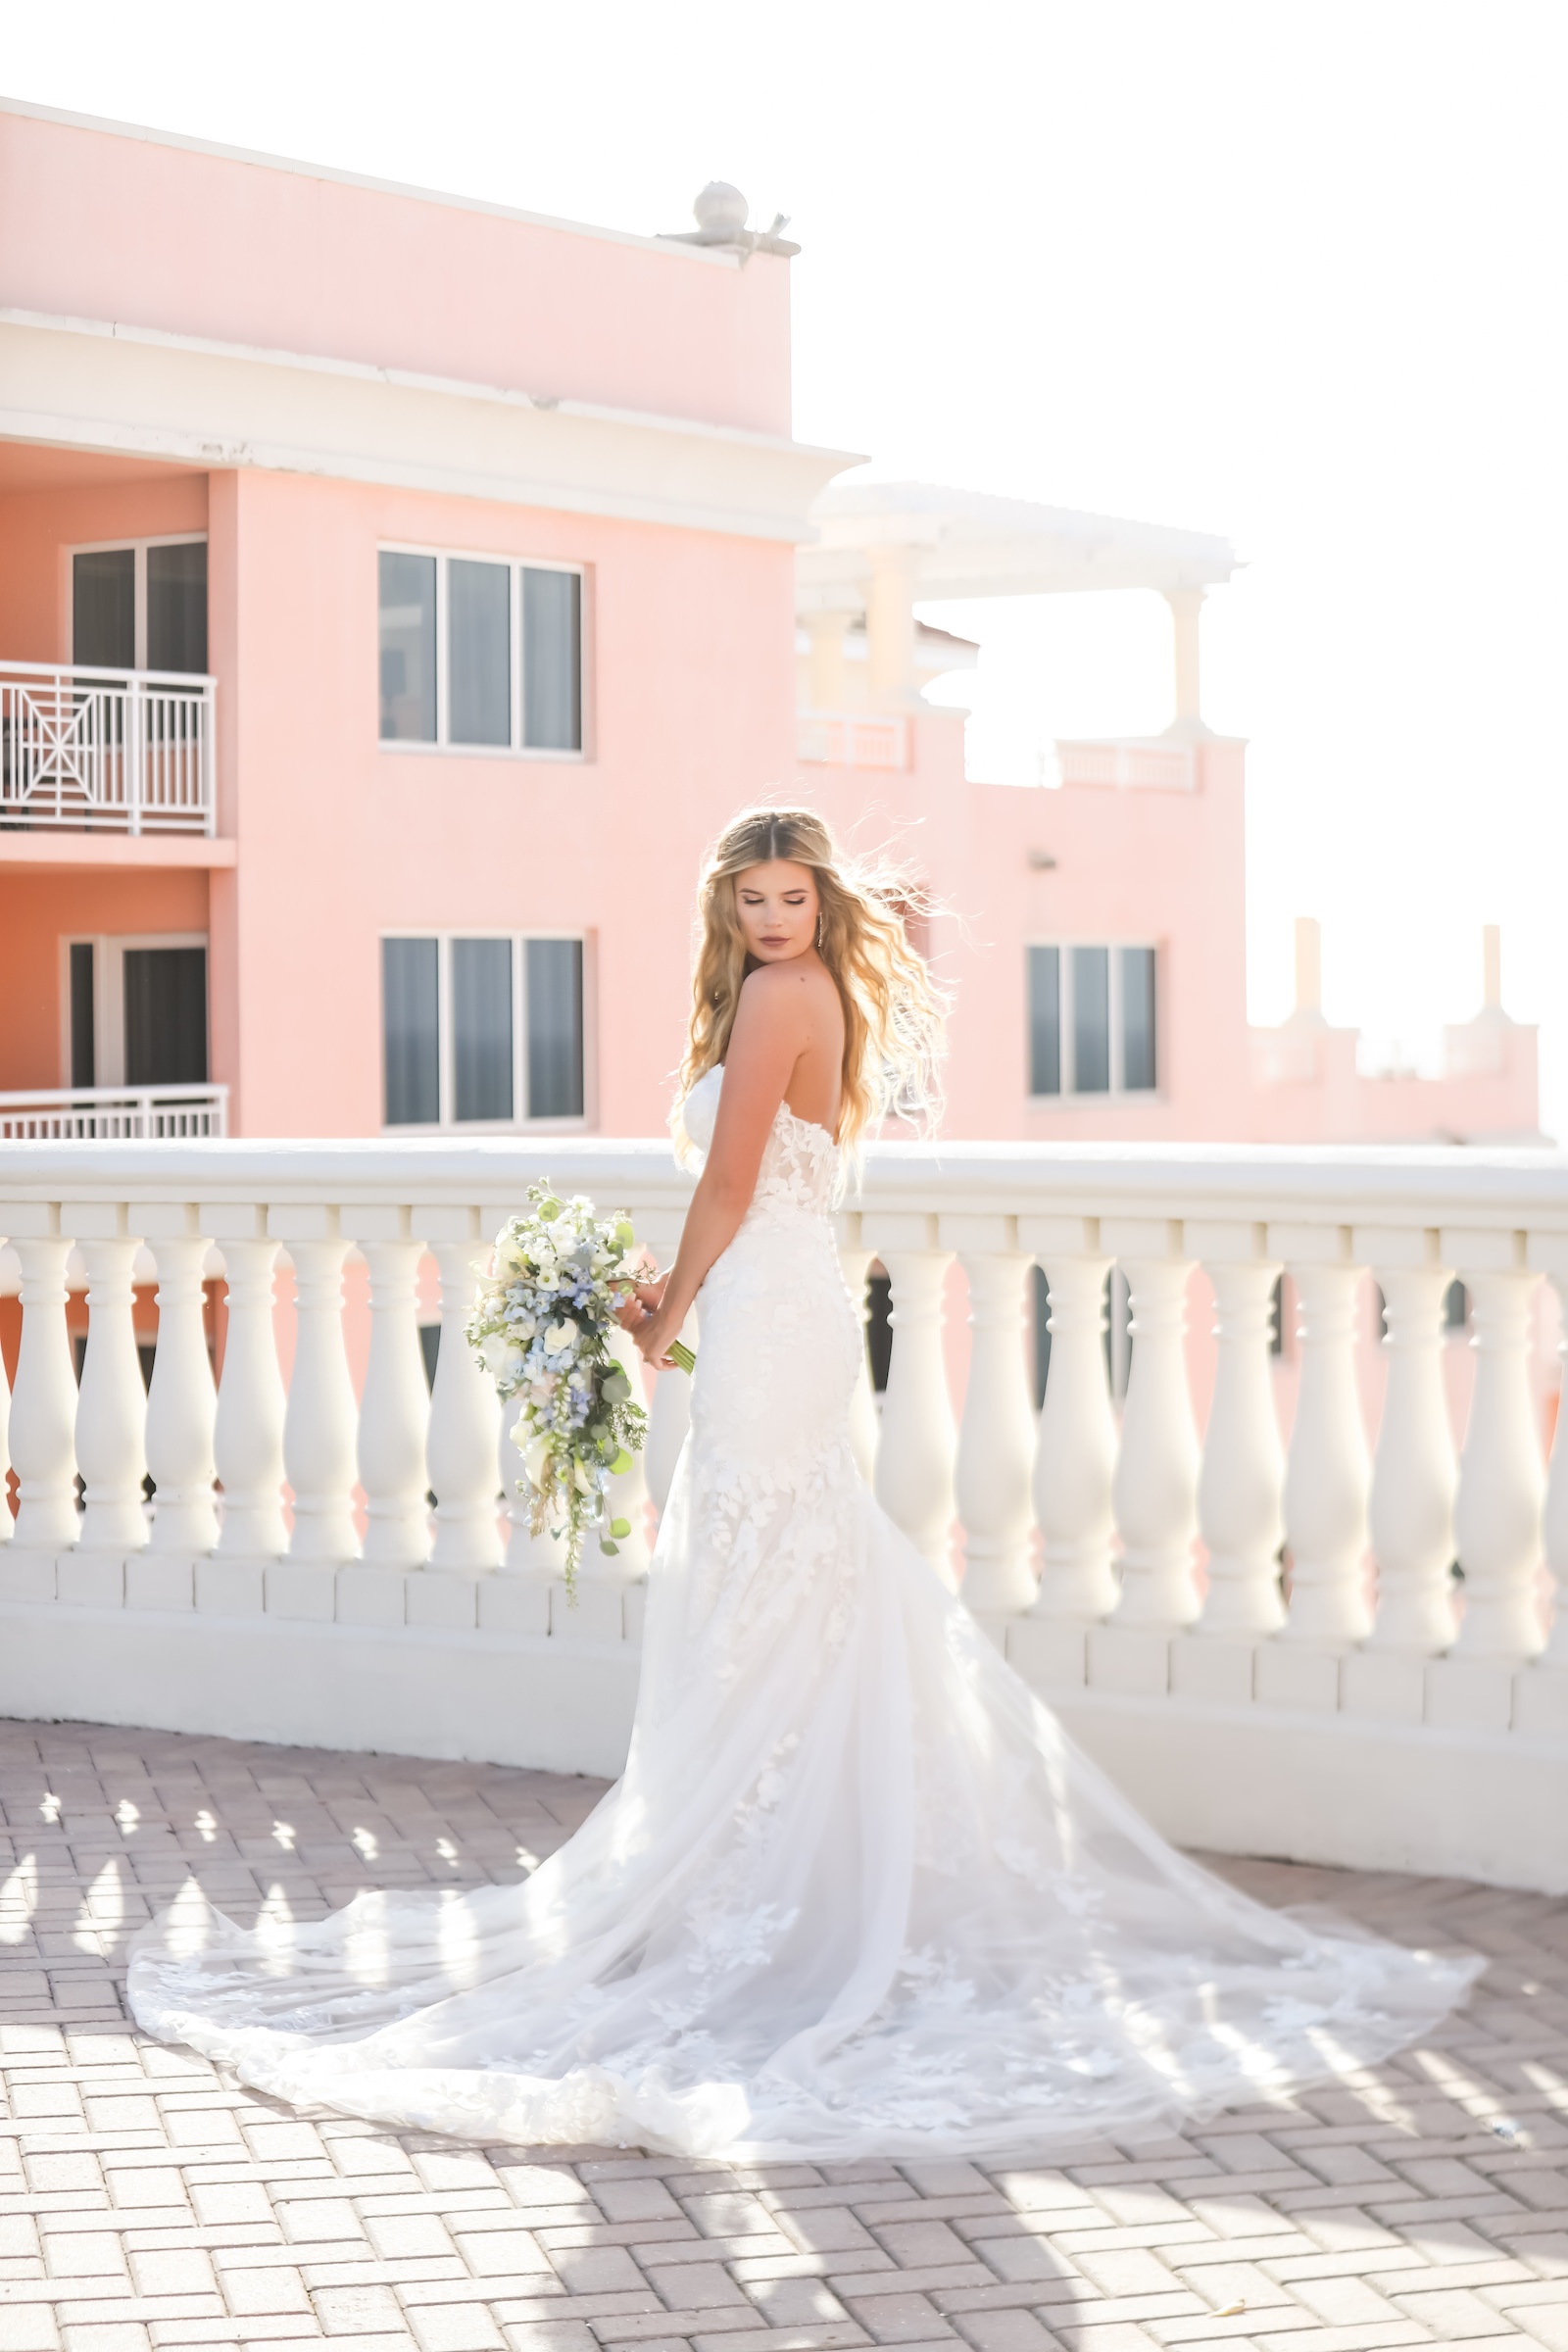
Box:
613 1275 666 1335
632 1302 680 1372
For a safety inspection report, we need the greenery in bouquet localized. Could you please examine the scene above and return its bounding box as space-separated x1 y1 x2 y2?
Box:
466 1184 656 1603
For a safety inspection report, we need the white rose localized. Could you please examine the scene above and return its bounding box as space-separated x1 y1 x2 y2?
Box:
479 1333 511 1375
544 1319 578 1358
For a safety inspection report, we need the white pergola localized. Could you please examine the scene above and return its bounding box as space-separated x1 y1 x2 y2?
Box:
797 478 1239 730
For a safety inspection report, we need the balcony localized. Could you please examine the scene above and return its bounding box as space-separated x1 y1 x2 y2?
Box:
0 1085 227 1140
797 710 909 770
0 660 216 835
0 1135 1565 1891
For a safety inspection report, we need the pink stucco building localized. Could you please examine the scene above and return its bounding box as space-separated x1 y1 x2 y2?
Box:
0 97 1541 1157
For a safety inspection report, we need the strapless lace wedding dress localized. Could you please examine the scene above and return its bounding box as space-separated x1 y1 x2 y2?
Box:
128 1068 1481 2158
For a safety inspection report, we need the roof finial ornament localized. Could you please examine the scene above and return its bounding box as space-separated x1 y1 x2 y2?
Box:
660 183 800 261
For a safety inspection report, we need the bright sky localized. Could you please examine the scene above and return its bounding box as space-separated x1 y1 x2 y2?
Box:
6 0 1565 1132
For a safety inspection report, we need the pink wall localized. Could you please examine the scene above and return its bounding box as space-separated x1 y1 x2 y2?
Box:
206 466 796 1137
0 469 208 664
0 867 210 1091
0 109 793 439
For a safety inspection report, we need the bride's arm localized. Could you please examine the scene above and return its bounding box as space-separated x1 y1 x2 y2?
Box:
630 969 806 1367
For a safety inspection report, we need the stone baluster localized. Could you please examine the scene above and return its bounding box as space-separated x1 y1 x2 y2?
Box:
1363 1238 1457 1655
73 1208 149 1557
1191 1232 1286 1638
209 1224 288 1561
866 1218 956 1587
1276 1240 1372 1648
425 1228 501 1572
1450 1239 1544 1660
351 1219 432 1569
1539 1265 1568 1671
141 1212 219 1557
1106 1233 1200 1630
837 1231 879 1485
951 1221 1037 1620
1024 1230 1117 1642
275 1212 360 1567
7 1213 81 1559
643 1308 699 1528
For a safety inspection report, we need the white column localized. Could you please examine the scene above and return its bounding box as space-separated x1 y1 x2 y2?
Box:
838 1243 879 1485
357 1236 432 1569
282 1234 361 1565
1279 1255 1372 1644
867 547 917 707
142 1227 219 1556
1109 1253 1200 1628
1451 1255 1545 1659
74 1226 149 1555
954 1241 1037 1618
1027 1247 1117 1623
1364 1253 1457 1654
9 1229 81 1554
1540 1270 1568 1667
1164 588 1205 731
872 1238 956 1586
806 610 850 710
1194 1253 1286 1637
644 1307 699 1527
426 1238 501 1572
211 1234 288 1560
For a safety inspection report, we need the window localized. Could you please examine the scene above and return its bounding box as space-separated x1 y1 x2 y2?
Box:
378 548 584 757
381 933 589 1128
1027 943 1158 1099
61 932 209 1087
72 537 208 673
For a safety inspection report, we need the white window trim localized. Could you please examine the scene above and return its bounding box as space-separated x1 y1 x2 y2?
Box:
380 927 596 1134
377 543 590 764
1028 939 1161 1105
62 534 208 672
60 931 210 1088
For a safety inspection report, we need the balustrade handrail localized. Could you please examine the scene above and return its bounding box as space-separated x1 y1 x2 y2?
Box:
0 659 218 689
0 660 217 836
2 1134 1567 1224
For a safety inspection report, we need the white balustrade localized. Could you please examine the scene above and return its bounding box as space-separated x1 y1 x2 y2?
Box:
1364 1250 1457 1654
210 1232 288 1560
954 1237 1038 1618
142 1223 219 1556
1194 1247 1286 1637
73 1224 149 1556
870 1232 956 1586
1279 1254 1372 1645
1108 1247 1200 1628
279 1227 361 1566
1027 1241 1117 1624
355 1233 433 1569
4 1137 1568 1886
1451 1252 1546 1659
0 1309 11 1544
425 1236 501 1573
838 1242 879 1485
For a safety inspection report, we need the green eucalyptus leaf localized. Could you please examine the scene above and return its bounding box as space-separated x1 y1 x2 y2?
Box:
610 1517 631 1539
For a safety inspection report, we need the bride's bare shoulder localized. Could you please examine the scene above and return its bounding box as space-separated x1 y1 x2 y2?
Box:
737 959 833 1019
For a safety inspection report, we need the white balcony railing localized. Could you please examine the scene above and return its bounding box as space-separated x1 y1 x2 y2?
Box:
1056 738 1198 790
0 661 217 834
0 1087 228 1141
797 710 910 771
1 1137 1566 1889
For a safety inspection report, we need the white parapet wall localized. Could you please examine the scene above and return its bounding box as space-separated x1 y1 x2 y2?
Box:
2 1134 1567 1890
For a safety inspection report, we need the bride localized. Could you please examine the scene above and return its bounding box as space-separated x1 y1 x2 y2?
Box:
129 806 1481 2159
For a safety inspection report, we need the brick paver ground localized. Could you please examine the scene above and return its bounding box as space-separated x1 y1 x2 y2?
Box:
2 1720 1566 2352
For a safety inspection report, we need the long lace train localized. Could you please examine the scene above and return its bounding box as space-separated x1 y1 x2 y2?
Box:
127 1072 1482 2158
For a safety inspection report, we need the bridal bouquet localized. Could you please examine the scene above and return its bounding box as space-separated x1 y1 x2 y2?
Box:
466 1184 691 1602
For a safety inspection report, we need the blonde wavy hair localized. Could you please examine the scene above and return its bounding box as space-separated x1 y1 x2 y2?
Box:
677 806 946 1151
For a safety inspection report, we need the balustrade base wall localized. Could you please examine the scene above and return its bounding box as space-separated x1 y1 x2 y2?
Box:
0 1559 643 1779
